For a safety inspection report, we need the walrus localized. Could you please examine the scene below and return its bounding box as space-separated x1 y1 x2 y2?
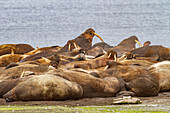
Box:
131 45 169 61
0 54 27 67
61 49 117 70
98 62 160 97
108 36 142 57
0 44 35 56
92 42 114 51
0 64 55 81
24 45 62 56
58 28 104 52
47 69 123 98
58 47 105 65
105 59 157 70
3 74 83 101
0 76 31 98
20 50 56 63
149 61 170 91
85 46 106 58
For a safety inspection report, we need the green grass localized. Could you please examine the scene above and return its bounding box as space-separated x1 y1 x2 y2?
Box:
0 105 169 113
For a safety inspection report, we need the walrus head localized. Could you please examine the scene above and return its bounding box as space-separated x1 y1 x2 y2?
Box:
82 28 104 43
143 41 151 47
117 36 142 49
107 50 117 61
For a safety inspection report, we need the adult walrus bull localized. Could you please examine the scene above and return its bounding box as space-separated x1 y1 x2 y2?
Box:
58 28 104 52
3 74 83 101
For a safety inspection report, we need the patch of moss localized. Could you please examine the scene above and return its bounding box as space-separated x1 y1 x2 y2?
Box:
0 105 168 113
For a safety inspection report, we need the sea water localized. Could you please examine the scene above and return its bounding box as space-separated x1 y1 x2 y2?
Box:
0 0 169 48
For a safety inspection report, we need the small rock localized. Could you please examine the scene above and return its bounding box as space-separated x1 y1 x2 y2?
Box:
113 96 142 104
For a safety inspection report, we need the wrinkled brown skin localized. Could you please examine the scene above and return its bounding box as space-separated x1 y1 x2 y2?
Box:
3 75 83 101
0 54 26 67
86 46 105 58
20 51 56 63
60 54 107 69
0 77 31 98
62 50 117 70
58 28 97 52
48 69 121 98
92 42 114 51
59 48 84 57
120 59 157 67
149 61 170 91
0 44 35 56
131 45 169 61
108 36 140 57
20 45 62 63
25 46 61 56
0 64 53 81
64 54 108 70
98 64 160 97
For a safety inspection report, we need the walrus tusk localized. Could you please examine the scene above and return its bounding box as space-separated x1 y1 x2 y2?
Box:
68 43 71 51
104 65 109 70
117 54 127 62
42 57 51 64
20 70 25 78
94 33 104 42
60 58 69 62
11 47 14 55
114 54 117 61
32 47 40 54
73 42 78 49
135 40 142 47
85 55 95 59
108 53 111 59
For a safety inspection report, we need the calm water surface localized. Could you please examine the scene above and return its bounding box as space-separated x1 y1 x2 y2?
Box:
0 0 169 48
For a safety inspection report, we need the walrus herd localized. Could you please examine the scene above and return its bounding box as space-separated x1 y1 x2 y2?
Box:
0 28 169 102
